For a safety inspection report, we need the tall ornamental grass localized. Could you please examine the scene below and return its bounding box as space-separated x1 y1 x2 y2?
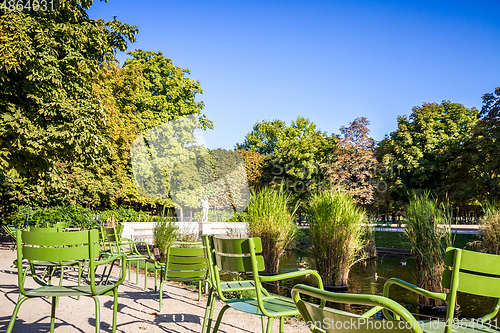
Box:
405 192 451 308
245 186 298 274
478 202 500 255
154 220 179 254
307 190 366 287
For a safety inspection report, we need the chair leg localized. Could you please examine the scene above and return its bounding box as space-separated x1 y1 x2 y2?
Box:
99 263 108 285
159 281 166 312
50 296 57 333
280 317 284 333
112 288 118 333
6 295 29 333
77 263 82 300
93 296 101 333
106 260 115 285
136 260 139 285
201 288 214 333
47 266 54 285
55 266 65 308
206 291 216 332
265 317 273 333
261 316 266 332
154 269 158 293
211 305 230 333
41 266 48 280
144 261 148 290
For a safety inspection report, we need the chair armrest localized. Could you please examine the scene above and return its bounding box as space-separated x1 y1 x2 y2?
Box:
481 299 500 322
91 253 126 295
260 269 323 289
292 284 423 333
260 269 324 307
119 239 152 258
383 278 446 320
94 253 126 267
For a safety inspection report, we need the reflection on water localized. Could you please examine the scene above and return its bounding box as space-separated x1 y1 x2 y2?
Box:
274 250 500 320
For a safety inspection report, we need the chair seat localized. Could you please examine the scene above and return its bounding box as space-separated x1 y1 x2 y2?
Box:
225 296 298 316
32 260 80 266
419 319 500 333
25 285 114 297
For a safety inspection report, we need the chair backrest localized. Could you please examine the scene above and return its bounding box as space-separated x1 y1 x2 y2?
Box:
442 247 500 322
292 284 420 333
165 241 207 282
212 236 265 274
16 229 100 295
104 226 122 254
209 236 266 298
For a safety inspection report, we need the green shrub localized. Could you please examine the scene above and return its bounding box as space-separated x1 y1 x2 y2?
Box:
405 192 451 307
478 202 500 255
245 186 298 274
6 205 96 229
5 205 37 228
307 190 366 286
154 220 179 254
97 207 142 223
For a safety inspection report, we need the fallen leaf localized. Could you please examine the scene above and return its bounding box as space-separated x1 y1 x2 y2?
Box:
150 312 159 316
139 327 146 330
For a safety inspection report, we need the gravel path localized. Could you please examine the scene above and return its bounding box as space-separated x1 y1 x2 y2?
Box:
0 243 309 332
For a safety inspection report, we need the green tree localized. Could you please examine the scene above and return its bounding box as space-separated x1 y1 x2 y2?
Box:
124 49 212 132
472 87 500 201
92 61 177 211
235 119 286 155
271 132 336 204
376 101 478 206
236 116 323 155
237 117 336 209
0 1 138 211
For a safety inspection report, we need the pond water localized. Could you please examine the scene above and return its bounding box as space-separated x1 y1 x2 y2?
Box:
272 249 499 320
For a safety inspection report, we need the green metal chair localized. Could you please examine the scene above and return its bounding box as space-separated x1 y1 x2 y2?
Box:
383 247 500 333
158 241 209 311
2 225 18 250
6 228 125 333
205 235 324 333
104 226 154 289
201 234 267 333
292 284 423 333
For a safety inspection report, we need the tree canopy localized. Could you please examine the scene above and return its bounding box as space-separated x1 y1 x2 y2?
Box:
0 2 138 210
124 50 212 132
0 2 211 214
235 119 287 155
376 101 479 206
235 116 323 155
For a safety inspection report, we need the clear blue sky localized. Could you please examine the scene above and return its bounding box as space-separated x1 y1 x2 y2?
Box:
88 0 500 150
